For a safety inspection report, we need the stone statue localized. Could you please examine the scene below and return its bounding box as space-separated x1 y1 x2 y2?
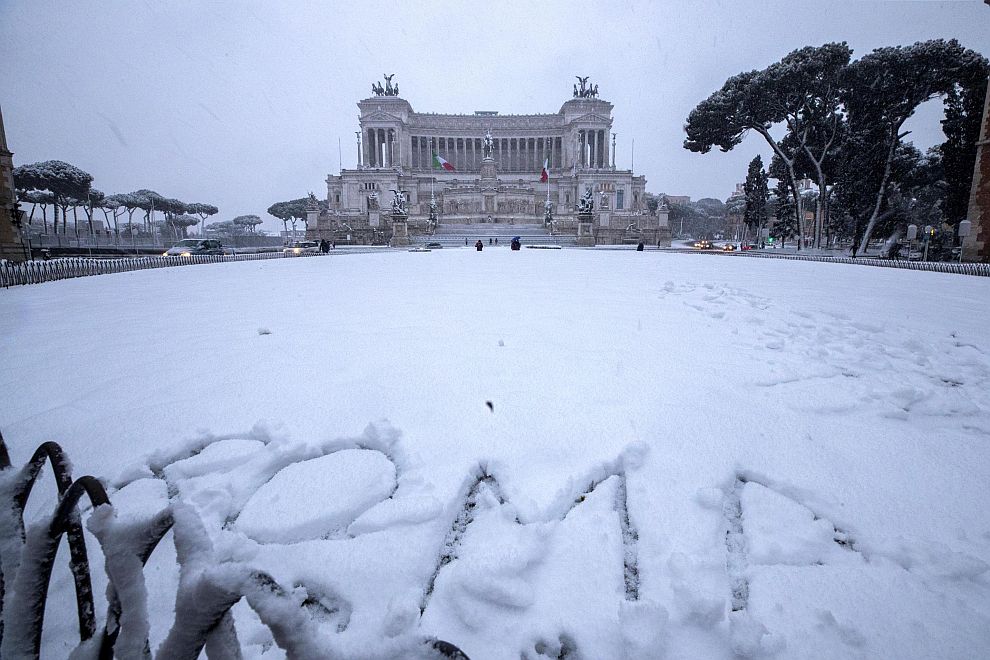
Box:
573 83 578 97
600 190 609 208
367 191 379 210
427 196 438 234
592 84 599 98
308 191 317 203
390 189 407 215
483 130 495 159
576 76 589 98
384 73 394 95
578 187 594 213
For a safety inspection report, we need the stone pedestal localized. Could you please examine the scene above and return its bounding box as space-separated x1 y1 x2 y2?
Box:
655 225 672 247
576 211 595 246
369 210 381 228
390 213 410 246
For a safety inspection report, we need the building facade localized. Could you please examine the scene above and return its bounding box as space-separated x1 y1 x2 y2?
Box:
0 106 27 262
315 78 667 245
964 75 990 262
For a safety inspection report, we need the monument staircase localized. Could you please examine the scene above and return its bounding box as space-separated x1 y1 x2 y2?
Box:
417 223 578 247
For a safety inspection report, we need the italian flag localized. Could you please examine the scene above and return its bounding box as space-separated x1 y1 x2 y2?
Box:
432 153 455 171
540 158 549 183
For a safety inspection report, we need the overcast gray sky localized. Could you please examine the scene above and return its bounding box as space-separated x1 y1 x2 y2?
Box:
2 0 988 231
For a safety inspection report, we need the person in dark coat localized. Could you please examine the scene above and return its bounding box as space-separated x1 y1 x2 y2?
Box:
475 240 484 251
636 241 644 251
320 239 330 254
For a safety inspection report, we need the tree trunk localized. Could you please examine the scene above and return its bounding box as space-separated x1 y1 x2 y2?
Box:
788 172 805 251
856 131 901 255
41 206 48 234
755 126 804 250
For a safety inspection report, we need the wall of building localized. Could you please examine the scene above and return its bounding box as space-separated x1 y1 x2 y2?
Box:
964 76 990 262
0 106 27 262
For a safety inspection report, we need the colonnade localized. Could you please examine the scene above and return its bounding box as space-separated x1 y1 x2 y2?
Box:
409 136 564 172
577 129 609 169
362 130 611 171
365 128 397 168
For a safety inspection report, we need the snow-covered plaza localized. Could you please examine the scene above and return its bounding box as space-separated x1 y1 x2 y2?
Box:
2 248 990 659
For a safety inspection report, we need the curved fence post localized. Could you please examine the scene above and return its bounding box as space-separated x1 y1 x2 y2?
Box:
98 508 175 660
1 476 109 659
0 439 98 651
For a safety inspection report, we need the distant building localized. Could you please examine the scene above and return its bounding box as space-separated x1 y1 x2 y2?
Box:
665 195 691 206
0 106 27 262
314 77 669 246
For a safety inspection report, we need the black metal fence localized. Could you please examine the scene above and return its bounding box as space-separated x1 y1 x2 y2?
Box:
735 250 990 277
0 432 468 659
0 251 324 288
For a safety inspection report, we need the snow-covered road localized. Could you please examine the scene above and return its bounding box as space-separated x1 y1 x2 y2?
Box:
2 248 989 658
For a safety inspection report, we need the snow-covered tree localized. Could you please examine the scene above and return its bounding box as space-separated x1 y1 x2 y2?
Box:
684 43 852 250
170 214 200 238
232 214 263 233
16 189 55 233
743 156 770 244
841 39 988 254
13 160 93 234
186 203 219 234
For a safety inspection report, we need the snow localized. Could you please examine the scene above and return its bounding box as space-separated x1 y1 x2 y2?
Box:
235 449 397 543
1 248 990 658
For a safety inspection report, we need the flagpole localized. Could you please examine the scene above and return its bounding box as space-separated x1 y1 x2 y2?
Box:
545 140 552 236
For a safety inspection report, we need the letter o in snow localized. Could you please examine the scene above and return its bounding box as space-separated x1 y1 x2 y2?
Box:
236 449 397 543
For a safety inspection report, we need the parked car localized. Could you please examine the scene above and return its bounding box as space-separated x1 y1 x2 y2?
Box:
283 241 320 256
722 243 736 251
425 242 443 249
694 240 713 249
163 239 228 257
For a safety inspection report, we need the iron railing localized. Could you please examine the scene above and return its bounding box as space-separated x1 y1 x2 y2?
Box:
736 250 990 276
0 432 469 659
0 252 324 288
